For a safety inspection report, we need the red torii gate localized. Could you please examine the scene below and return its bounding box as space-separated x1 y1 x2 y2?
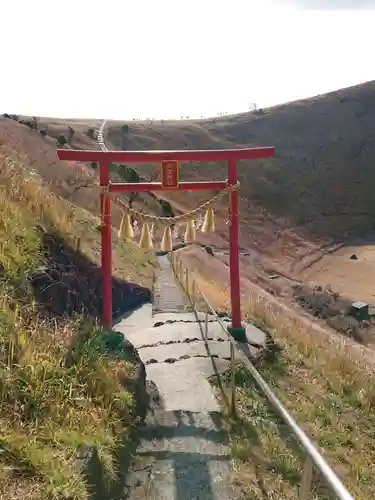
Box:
57 146 275 341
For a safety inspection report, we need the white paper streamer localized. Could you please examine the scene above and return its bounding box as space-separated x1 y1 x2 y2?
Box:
196 214 204 230
133 220 140 238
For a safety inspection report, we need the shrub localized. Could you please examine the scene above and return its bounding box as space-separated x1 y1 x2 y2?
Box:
57 135 67 147
116 165 140 183
159 199 174 217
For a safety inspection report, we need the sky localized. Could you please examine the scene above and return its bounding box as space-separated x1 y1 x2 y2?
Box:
2 0 375 120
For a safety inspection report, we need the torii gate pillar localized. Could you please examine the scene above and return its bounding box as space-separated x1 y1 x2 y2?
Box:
227 158 244 340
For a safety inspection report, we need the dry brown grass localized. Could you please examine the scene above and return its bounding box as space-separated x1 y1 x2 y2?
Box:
102 81 375 245
0 152 154 499
6 82 375 279
4 78 375 497
179 257 375 499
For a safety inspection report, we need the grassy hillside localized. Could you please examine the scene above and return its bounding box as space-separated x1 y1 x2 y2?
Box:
2 80 375 498
5 81 375 244
5 81 375 268
102 80 375 242
178 247 374 499
0 151 155 500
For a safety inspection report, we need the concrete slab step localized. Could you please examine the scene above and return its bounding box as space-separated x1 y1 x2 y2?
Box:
146 364 221 413
153 311 223 324
145 357 231 412
140 340 232 365
123 321 228 349
113 303 153 335
244 322 267 347
125 411 239 500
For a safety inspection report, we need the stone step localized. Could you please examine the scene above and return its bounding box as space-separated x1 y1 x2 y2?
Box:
126 411 239 500
153 256 191 313
153 311 225 325
145 361 224 413
122 321 228 349
113 303 153 336
140 340 232 365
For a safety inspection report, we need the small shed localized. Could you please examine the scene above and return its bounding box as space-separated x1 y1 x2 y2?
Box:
349 301 370 321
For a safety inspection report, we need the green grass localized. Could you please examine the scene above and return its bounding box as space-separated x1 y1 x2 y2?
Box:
182 264 375 499
0 153 153 499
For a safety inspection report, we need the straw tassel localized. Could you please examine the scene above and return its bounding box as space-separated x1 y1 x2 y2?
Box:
139 223 153 249
118 212 134 241
201 206 215 233
184 219 196 244
161 225 173 252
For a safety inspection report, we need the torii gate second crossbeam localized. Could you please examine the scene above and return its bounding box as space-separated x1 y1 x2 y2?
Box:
57 146 275 342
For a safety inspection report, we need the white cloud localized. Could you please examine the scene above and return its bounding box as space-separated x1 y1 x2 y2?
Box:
273 0 375 9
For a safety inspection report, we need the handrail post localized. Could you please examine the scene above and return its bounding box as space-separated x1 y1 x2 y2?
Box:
299 456 313 500
230 342 236 418
179 259 183 282
192 279 196 308
204 305 209 340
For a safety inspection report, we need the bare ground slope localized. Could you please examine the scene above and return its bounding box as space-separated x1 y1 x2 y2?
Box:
3 80 375 333
103 80 375 241
5 80 375 260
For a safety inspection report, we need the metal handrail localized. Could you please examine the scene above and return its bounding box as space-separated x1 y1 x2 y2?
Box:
170 252 355 500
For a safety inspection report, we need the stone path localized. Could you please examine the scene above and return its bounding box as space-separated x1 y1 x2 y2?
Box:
153 255 191 314
114 255 266 500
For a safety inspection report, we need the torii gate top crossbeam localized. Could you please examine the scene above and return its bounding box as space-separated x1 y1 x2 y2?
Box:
57 147 275 163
